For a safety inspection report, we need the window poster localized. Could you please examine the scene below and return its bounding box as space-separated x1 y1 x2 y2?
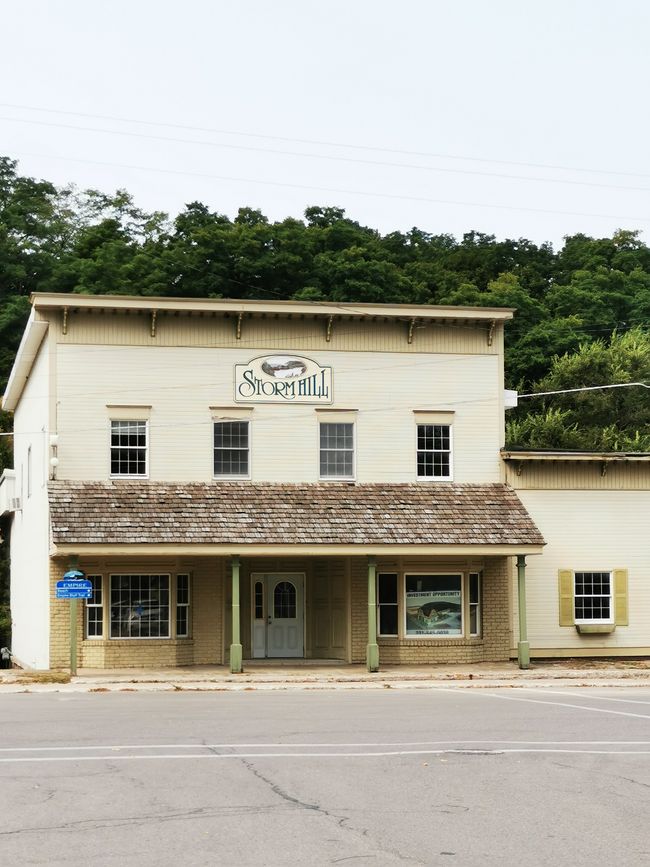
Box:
405 574 462 636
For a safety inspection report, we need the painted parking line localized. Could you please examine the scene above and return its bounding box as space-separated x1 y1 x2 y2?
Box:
439 688 650 720
3 738 650 753
516 689 650 706
1 747 650 764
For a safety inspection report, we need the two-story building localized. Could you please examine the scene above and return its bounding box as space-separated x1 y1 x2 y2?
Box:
0 293 647 671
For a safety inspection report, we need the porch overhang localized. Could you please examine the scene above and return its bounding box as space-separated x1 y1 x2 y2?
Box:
48 480 546 552
51 542 545 558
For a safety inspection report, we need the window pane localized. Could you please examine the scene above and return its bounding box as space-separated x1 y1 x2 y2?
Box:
378 573 398 604
417 424 451 479
177 575 189 606
274 581 296 619
320 423 354 478
405 574 462 636
85 576 103 638
110 421 147 476
574 572 612 621
254 581 264 620
214 421 249 476
379 605 398 636
110 575 170 638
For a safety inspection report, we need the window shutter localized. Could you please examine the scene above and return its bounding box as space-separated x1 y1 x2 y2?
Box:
558 569 574 626
614 569 629 626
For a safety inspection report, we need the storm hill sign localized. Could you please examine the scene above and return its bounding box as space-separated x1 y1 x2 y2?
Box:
234 355 332 404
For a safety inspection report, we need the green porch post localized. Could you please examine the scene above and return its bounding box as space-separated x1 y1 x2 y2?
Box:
366 557 379 672
517 554 530 670
230 556 243 674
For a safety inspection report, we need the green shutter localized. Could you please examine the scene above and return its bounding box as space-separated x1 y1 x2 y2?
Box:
558 569 574 626
614 569 629 626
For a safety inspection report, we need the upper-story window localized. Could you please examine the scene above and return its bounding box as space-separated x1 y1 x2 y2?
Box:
416 424 452 481
214 420 250 477
319 422 354 480
110 420 148 477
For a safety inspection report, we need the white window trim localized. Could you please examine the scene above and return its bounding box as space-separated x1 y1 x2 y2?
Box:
318 420 356 481
415 422 453 482
175 574 191 638
109 419 149 479
85 574 104 640
468 571 481 637
376 572 399 637
212 419 252 480
574 570 614 625
403 572 464 639
108 573 171 640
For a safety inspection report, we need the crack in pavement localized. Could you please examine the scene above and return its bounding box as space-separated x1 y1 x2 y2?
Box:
238 756 423 865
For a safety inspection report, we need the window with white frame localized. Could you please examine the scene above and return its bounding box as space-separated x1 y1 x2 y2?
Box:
574 571 613 623
319 422 354 479
85 575 103 638
214 421 250 477
405 573 462 636
110 420 148 476
416 424 452 480
377 573 398 636
469 572 481 636
176 574 190 637
110 574 170 638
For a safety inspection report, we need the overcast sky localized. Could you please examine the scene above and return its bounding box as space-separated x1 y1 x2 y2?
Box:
2 0 649 247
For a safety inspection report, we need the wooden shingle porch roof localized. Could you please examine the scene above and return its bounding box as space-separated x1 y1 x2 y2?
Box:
48 481 544 556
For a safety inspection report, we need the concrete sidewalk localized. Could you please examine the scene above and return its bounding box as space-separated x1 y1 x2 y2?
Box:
4 659 650 692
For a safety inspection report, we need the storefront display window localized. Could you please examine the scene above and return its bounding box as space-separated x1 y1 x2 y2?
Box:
405 573 462 636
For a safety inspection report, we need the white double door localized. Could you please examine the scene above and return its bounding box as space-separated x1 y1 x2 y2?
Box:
251 573 305 658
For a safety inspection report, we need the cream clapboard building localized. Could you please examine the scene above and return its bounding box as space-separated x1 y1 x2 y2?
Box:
0 292 647 671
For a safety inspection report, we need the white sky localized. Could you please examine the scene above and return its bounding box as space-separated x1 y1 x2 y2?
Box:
2 0 649 247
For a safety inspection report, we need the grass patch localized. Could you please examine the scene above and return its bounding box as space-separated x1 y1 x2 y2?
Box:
15 671 71 684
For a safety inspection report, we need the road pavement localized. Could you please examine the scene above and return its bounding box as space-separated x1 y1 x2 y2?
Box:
1 687 650 865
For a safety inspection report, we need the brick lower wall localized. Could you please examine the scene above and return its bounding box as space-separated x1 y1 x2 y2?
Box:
351 556 512 664
48 554 513 670
49 558 223 670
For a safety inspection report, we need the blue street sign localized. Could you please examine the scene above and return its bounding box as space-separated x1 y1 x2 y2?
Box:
56 588 93 599
56 579 92 600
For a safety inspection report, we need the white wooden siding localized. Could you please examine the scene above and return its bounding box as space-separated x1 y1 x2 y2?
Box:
513 490 650 650
10 339 51 668
55 344 504 483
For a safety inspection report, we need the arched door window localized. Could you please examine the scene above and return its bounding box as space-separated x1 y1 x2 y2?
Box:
274 581 296 619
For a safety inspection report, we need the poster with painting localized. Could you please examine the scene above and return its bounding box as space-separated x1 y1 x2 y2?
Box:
405 589 462 636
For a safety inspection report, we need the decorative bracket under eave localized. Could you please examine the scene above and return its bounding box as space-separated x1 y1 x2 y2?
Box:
326 315 334 342
601 461 608 477
515 461 523 477
62 306 68 335
150 310 158 338
407 317 416 344
236 312 244 340
487 319 496 346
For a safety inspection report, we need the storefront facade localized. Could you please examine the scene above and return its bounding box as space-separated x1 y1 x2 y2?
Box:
0 291 572 672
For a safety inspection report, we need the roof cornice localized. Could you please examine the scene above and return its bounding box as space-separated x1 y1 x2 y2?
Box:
2 311 48 412
29 292 514 322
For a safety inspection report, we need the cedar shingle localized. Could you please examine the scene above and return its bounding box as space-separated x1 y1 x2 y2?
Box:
48 481 544 547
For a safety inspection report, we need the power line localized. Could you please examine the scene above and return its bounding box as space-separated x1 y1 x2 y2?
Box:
2 101 649 181
3 115 650 194
11 150 650 224
519 382 650 398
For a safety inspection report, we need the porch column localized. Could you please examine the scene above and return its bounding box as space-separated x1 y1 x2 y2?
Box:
366 557 379 672
230 555 243 674
516 554 530 670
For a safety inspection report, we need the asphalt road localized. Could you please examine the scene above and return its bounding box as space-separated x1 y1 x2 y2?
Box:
1 687 650 866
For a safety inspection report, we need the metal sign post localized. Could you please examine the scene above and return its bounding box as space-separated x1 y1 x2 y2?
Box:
56 571 91 676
